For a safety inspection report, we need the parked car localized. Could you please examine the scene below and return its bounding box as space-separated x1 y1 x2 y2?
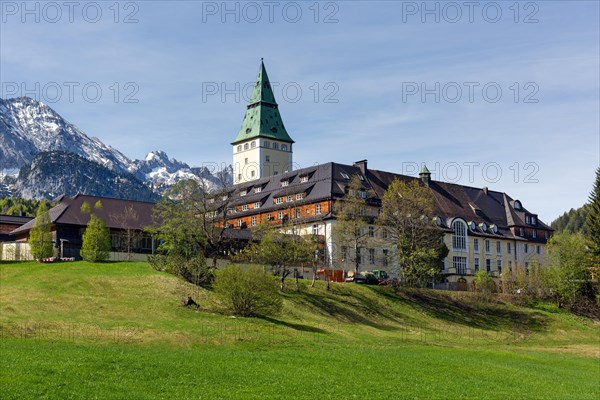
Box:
353 272 380 285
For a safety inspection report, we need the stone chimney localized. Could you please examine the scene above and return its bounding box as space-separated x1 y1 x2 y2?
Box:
482 186 488 195
353 160 368 175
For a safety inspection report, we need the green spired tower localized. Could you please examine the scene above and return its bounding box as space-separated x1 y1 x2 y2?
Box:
232 60 295 184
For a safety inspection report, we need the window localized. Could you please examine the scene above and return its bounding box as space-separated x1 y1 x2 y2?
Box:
514 200 522 210
300 176 308 183
507 242 512 254
358 175 365 181
533 230 537 238
357 248 362 265
524 244 529 253
278 211 284 220
452 220 467 250
519 227 524 236
496 241 501 255
382 249 389 267
254 186 261 193
254 202 260 209
312 224 319 235
340 172 350 179
525 215 530 224
281 180 289 187
382 229 388 240
545 231 549 239
452 256 467 275
275 197 283 204
209 198 215 204
237 219 242 227
251 141 256 148
486 259 491 272
242 204 248 211
266 214 273 221
296 193 304 200
368 226 374 237
497 260 502 273
237 145 242 152
315 204 322 214
264 140 270 148
536 245 541 254
359 191 367 199
359 207 366 216
222 196 228 201
265 155 270 162
473 238 479 253
273 142 279 150
244 143 249 150
251 171 255 178
369 249 375 264
282 144 287 151
485 240 491 254
474 257 480 271
286 195 293 202
295 209 301 219
251 216 257 226
240 190 247 197
531 215 537 225
508 261 512 271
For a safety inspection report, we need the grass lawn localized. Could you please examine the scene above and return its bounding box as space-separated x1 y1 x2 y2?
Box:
1 261 599 399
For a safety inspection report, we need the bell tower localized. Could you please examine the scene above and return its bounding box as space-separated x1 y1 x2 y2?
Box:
232 60 294 184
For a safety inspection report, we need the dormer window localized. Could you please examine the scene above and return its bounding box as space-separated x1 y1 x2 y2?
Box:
282 144 288 151
359 191 367 199
531 215 537 225
491 224 498 234
358 175 365 181
254 186 261 193
296 193 304 200
479 222 487 232
468 221 476 231
240 190 247 197
275 197 283 204
281 180 289 187
340 172 350 180
525 215 530 224
514 200 522 210
519 227 524 236
254 202 261 209
300 176 308 183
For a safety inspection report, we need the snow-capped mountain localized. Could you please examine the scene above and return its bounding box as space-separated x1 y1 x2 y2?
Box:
0 97 232 200
0 97 131 172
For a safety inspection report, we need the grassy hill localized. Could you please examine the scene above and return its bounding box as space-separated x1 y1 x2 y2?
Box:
1 261 598 399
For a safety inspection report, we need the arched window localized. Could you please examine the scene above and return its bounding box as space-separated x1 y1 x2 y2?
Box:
244 143 249 150
282 144 287 151
452 220 467 250
251 141 256 148
237 145 242 152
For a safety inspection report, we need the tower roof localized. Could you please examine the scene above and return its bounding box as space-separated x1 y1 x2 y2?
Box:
232 60 294 145
419 164 431 175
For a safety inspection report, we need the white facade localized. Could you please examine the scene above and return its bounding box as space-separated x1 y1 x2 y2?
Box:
233 138 293 184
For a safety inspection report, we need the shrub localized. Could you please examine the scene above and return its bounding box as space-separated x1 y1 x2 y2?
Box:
148 253 213 288
213 265 282 317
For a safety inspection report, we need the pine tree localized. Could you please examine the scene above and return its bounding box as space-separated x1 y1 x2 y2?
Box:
586 167 600 257
80 201 111 262
29 202 54 261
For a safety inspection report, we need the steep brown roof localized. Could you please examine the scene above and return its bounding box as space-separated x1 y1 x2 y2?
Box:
12 194 155 235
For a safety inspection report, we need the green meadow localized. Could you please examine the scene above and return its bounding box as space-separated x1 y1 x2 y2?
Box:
1 261 598 399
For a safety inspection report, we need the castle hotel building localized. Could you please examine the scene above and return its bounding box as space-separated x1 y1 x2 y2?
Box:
226 61 552 287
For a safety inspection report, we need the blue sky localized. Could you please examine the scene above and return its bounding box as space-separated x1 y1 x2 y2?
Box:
1 0 598 222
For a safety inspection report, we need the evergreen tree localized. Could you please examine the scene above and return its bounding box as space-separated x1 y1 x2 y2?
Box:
585 167 600 257
29 202 54 261
80 201 111 262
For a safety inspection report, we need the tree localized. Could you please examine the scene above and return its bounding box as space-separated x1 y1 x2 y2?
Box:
333 175 373 275
213 265 282 317
80 201 111 262
150 175 235 269
377 178 447 287
585 167 600 278
237 222 316 292
29 202 53 261
111 204 142 260
544 232 590 308
474 270 495 294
